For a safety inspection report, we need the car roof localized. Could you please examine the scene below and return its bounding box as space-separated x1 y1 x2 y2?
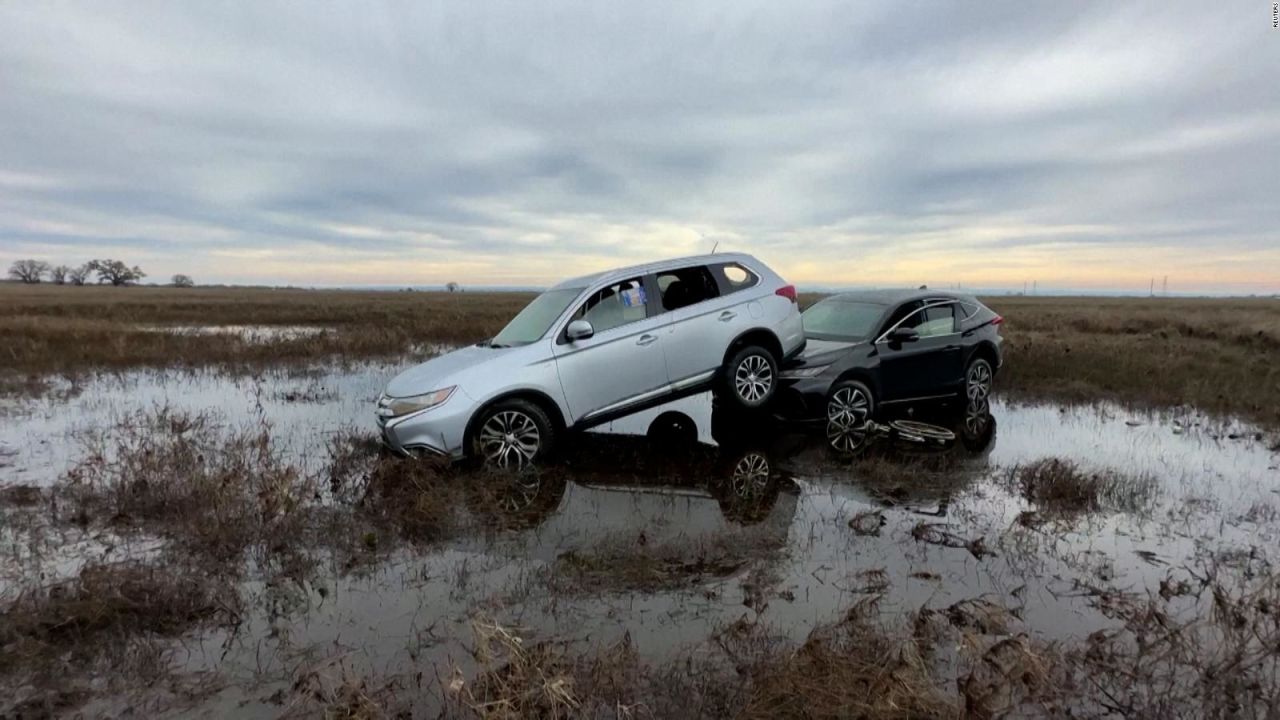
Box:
822 288 977 306
551 252 758 290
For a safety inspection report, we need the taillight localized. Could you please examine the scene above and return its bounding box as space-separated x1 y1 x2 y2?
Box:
991 315 1004 326
775 285 797 303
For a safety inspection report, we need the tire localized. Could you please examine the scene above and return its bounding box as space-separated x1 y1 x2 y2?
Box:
469 398 556 469
719 345 779 410
826 379 875 429
964 357 994 402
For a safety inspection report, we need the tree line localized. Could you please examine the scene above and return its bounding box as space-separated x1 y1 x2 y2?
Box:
7 259 193 287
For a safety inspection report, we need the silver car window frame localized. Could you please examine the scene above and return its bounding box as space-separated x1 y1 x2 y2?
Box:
874 299 960 343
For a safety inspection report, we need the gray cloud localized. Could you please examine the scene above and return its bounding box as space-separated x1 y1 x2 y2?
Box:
1 1 1277 291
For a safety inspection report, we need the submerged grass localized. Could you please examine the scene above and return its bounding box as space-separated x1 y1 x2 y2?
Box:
1013 457 1158 522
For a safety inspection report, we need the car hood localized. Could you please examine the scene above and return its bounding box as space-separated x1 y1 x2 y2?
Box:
793 338 865 363
384 343 513 397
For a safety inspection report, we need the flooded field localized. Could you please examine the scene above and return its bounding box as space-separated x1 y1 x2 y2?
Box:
2 360 1279 717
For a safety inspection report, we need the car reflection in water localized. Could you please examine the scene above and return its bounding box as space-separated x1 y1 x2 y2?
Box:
471 391 997 540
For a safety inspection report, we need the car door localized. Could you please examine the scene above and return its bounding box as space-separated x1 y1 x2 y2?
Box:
875 301 963 401
552 276 671 424
654 264 744 389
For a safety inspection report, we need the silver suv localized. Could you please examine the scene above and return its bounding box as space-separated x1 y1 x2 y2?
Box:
377 253 804 467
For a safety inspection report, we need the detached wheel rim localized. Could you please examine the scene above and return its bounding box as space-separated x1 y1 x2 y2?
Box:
731 452 771 496
734 354 773 403
967 362 992 400
828 386 870 427
478 410 541 469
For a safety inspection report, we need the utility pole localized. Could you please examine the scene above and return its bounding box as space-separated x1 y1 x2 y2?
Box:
1163 276 1168 296
1150 278 1154 296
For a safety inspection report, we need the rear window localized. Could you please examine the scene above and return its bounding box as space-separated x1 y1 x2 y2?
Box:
656 266 720 311
710 262 760 294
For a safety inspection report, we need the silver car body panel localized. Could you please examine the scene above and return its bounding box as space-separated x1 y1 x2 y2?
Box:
378 252 803 458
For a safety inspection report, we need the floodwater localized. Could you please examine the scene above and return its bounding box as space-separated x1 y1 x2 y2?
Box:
2 361 1279 716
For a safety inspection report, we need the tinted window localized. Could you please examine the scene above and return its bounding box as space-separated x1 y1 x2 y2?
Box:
959 302 980 320
492 288 584 346
919 304 956 336
802 300 886 342
710 262 760 294
570 277 649 334
656 266 720 311
879 301 922 337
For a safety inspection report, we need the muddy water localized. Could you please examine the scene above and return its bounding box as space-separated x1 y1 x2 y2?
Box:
2 364 1279 717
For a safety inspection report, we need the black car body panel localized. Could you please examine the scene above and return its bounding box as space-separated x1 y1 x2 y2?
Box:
777 290 1003 419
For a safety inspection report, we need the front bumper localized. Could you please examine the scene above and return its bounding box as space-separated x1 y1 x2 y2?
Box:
376 389 474 460
775 376 830 421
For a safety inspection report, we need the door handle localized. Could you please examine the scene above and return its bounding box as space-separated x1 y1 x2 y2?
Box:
718 311 737 322
636 334 657 346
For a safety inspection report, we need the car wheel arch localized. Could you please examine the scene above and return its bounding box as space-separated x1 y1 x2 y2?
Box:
463 389 568 450
970 341 999 373
832 368 881 403
721 328 783 365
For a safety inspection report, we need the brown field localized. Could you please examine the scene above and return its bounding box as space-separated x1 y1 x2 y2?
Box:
3 282 1278 426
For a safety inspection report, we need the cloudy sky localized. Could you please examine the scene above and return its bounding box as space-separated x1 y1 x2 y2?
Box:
1 2 1277 292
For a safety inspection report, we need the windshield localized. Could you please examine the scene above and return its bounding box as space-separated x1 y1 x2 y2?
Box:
490 288 583 346
802 300 886 342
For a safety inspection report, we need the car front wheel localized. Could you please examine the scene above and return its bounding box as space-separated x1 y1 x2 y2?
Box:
470 399 556 469
720 345 778 409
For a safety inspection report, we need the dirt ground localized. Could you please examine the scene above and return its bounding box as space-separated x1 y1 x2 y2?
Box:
2 286 1279 718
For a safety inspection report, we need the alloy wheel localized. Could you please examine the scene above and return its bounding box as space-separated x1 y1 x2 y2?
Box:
967 362 992 400
827 386 870 427
478 410 541 469
730 452 771 496
734 354 773 403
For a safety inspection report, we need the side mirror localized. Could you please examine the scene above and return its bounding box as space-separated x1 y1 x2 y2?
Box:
887 327 919 344
566 319 595 342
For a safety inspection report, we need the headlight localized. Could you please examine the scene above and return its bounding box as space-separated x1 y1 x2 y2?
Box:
780 365 829 379
381 386 456 417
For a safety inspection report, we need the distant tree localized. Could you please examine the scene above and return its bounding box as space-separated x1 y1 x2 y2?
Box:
446 281 460 292
8 259 50 284
171 274 194 288
87 259 146 286
68 264 92 286
50 265 71 284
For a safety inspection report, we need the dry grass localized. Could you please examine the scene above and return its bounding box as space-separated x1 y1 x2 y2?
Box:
0 282 532 378
0 560 240 715
1013 457 1158 522
546 531 774 594
5 284 1280 426
983 295 1280 427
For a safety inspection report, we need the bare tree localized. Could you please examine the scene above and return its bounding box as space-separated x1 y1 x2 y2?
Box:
68 264 92 286
50 265 71 284
87 259 146 286
8 259 50 284
171 274 194 288
446 281 460 292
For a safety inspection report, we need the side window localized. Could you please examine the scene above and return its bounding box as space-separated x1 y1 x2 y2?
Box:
918 304 957 336
656 266 720 311
570 277 649 334
710 262 760 295
879 301 922 337
959 302 980 320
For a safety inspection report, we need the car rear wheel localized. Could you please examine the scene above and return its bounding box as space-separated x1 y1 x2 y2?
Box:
471 399 556 469
720 345 778 409
965 358 994 401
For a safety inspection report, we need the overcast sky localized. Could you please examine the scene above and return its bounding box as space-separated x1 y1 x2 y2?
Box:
1 2 1277 292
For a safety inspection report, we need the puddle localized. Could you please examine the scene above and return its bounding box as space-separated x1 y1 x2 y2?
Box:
2 364 1279 716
